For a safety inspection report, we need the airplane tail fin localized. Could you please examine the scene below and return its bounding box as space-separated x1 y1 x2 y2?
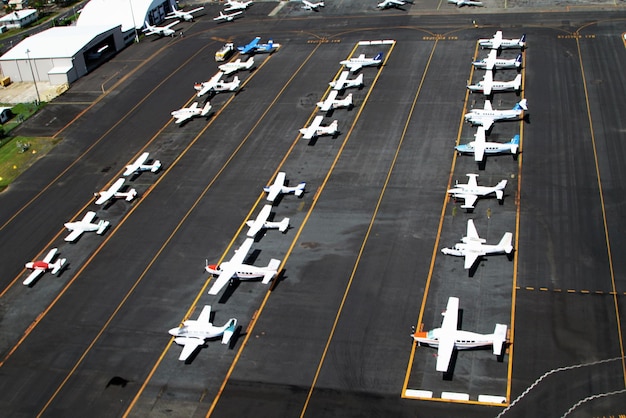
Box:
221 318 238 344
497 232 514 254
492 323 508 355
51 258 67 275
201 102 212 116
345 93 353 106
96 220 110 235
354 73 364 86
514 98 528 111
495 180 507 200
125 188 138 201
329 120 339 132
513 74 522 90
510 134 520 154
374 52 383 61
232 76 241 87
278 217 290 233
519 34 526 48
294 182 306 197
151 160 162 172
262 259 281 284
515 54 523 68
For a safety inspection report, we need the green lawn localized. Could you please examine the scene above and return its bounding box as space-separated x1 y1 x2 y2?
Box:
0 136 60 190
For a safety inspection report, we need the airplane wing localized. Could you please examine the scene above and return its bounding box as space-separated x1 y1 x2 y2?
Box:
247 204 271 237
485 49 497 70
483 100 492 111
23 269 44 286
481 118 494 131
269 172 286 198
164 20 180 29
239 37 260 53
42 248 57 263
458 194 478 209
64 228 84 242
466 174 478 188
196 305 212 324
482 71 493 96
230 238 254 266
317 90 338 111
173 113 192 124
300 115 323 140
96 178 124 204
124 152 149 175
208 265 237 295
466 219 480 241
435 297 459 372
473 127 486 162
464 251 481 269
344 62 362 72
176 337 205 361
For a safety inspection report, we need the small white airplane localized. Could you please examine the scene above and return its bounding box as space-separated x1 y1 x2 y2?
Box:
340 52 383 73
316 90 353 112
171 102 212 124
479 31 526 50
206 238 281 295
246 204 290 237
448 0 483 6
302 0 324 10
441 219 513 269
123 152 161 176
169 305 237 361
64 211 110 242
213 76 240 93
329 71 364 91
467 71 522 96
464 99 527 130
412 297 508 372
213 10 243 22
143 20 180 37
299 115 339 140
166 4 204 21
377 0 407 9
94 178 137 205
193 71 228 97
24 248 66 286
263 171 306 202
455 127 520 162
218 57 254 75
447 174 507 211
224 0 253 12
472 50 523 71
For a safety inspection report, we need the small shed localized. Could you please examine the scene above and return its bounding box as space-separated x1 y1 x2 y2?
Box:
0 9 38 28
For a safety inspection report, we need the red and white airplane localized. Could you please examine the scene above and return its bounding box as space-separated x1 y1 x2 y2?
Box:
24 248 66 286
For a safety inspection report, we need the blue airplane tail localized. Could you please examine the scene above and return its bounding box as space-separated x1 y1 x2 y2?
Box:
519 34 526 45
374 52 383 60
511 135 520 145
515 54 522 66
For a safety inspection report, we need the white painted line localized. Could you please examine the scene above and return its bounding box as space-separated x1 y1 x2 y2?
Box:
405 389 433 398
478 394 507 404
441 392 470 401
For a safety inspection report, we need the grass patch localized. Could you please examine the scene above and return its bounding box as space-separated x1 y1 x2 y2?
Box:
0 136 60 191
2 102 44 134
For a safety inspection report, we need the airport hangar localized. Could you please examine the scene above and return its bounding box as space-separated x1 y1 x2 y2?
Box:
0 0 173 87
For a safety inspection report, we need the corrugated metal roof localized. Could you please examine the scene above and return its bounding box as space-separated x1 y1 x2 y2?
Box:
77 0 161 32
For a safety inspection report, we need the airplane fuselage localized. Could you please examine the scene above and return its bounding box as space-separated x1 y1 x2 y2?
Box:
472 58 520 70
467 81 519 93
455 142 517 155
448 185 498 197
206 262 270 279
413 328 497 350
168 324 224 340
465 109 523 124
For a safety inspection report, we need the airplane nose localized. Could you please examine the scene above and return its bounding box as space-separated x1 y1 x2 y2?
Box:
168 327 180 337
25 262 34 269
206 264 218 273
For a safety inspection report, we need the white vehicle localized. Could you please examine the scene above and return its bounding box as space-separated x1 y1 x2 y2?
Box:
206 238 281 295
447 174 507 211
340 52 383 73
464 99 527 130
94 178 137 205
479 31 526 50
193 71 224 97
215 43 235 62
64 211 110 242
329 71 364 91
316 90 353 112
412 297 508 372
213 10 243 22
455 127 520 163
166 4 204 21
246 204 290 237
169 305 237 361
467 71 522 96
218 57 254 75
302 0 324 10
171 102 212 124
123 152 161 176
142 20 180 37
299 115 339 140
448 0 483 6
24 248 66 286
441 219 513 269
263 171 306 202
472 50 522 71
377 0 406 8
224 0 253 12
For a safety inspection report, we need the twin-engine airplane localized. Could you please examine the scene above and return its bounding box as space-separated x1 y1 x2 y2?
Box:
206 238 281 295
377 0 408 9
329 71 364 91
166 4 203 21
299 115 339 140
455 127 520 162
224 0 253 11
447 174 507 211
441 219 513 269
171 102 212 124
472 50 523 71
479 31 526 50
143 20 179 37
264 171 306 202
412 297 508 372
213 10 243 22
24 248 66 286
316 90 353 112
302 0 324 10
64 211 110 242
447 0 483 6
124 152 161 176
467 71 522 95
246 204 290 237
169 305 237 361
218 57 254 75
464 99 527 130
94 178 137 205
340 52 383 72
194 73 240 97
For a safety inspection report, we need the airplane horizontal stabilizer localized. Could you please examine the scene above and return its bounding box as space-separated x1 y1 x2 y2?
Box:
278 217 290 232
221 318 238 344
262 259 281 284
498 232 514 254
294 182 306 197
492 323 508 355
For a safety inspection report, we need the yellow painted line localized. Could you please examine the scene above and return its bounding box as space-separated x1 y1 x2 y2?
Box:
575 34 626 387
402 39 477 397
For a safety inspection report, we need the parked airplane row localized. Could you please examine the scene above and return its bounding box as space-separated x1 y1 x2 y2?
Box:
411 32 527 374
214 0 253 22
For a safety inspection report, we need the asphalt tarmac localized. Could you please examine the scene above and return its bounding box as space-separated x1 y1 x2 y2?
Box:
0 2 625 417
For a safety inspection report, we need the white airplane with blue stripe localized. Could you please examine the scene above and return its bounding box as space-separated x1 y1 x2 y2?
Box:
447 174 507 211
455 127 520 162
340 52 383 73
464 99 527 130
472 50 522 71
479 31 526 50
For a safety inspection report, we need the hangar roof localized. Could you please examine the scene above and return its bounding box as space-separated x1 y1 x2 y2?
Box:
77 0 159 32
0 25 119 60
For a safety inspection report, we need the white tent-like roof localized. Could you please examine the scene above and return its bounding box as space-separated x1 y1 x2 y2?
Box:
77 0 161 31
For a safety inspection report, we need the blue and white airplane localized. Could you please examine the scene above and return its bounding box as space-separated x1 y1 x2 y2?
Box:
254 39 280 54
479 31 526 50
340 52 383 72
472 50 523 71
238 37 260 53
455 127 520 162
464 99 527 130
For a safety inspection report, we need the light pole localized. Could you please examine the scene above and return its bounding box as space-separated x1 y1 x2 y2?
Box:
25 48 40 105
